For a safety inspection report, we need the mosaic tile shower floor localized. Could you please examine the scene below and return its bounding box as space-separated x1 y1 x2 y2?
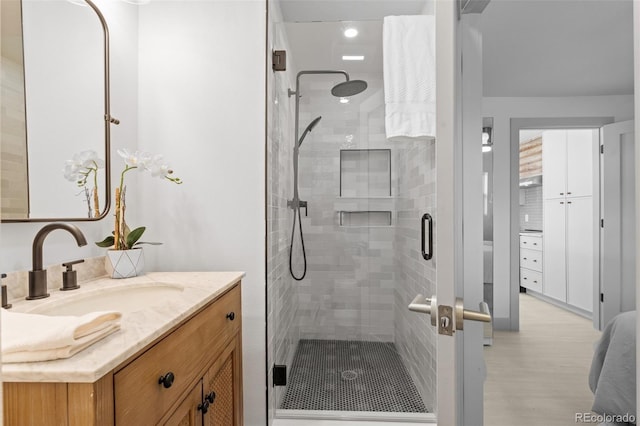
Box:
279 339 428 413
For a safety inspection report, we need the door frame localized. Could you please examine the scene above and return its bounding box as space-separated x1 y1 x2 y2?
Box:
508 117 614 331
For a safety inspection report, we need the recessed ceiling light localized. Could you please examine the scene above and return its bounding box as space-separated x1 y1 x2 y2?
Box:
342 55 365 61
339 97 349 104
344 28 358 38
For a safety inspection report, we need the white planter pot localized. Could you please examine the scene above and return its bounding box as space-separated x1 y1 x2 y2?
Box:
105 248 145 279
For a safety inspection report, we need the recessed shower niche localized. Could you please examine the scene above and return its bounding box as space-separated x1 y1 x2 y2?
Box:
339 149 392 198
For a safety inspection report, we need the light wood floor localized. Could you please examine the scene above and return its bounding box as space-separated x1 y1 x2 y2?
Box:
484 293 602 426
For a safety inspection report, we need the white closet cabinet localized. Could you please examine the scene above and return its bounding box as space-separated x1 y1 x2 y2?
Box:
543 129 594 200
542 130 567 200
566 197 594 311
566 129 594 198
542 129 595 314
543 200 567 302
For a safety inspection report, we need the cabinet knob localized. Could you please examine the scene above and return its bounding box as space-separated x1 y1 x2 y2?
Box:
158 372 175 389
206 391 216 404
523 257 527 260
198 400 210 414
523 277 528 280
560 192 564 195
533 259 537 262
226 312 236 321
567 192 572 195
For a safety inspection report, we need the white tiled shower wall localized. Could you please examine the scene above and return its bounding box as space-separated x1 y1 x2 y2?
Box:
296 75 397 342
393 140 437 411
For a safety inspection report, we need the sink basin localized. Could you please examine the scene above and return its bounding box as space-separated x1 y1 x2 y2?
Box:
27 283 184 316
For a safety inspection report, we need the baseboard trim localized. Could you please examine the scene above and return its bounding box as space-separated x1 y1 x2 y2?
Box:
526 290 592 319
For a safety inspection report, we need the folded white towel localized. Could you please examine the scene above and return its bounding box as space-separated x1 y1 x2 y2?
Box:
1 309 121 363
383 15 436 141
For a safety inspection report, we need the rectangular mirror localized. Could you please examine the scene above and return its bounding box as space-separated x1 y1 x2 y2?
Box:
0 0 111 222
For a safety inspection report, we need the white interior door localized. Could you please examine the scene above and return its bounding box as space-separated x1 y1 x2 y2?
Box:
600 120 636 329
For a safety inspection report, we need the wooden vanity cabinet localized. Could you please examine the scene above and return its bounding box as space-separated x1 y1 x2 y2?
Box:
3 282 243 426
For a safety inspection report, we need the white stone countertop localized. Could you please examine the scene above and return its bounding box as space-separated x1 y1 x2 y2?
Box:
2 271 244 383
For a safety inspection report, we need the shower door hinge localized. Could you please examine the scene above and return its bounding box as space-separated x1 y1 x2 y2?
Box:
273 364 287 387
272 50 287 72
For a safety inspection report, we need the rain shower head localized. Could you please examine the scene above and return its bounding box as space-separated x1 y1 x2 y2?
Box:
298 116 322 147
331 79 368 97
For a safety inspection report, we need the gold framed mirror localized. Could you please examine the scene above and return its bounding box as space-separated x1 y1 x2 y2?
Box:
0 0 114 222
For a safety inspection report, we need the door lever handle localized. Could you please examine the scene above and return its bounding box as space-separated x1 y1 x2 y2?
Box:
408 294 437 326
455 298 491 330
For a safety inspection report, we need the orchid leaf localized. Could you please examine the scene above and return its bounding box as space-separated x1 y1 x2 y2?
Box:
133 241 163 246
95 236 115 248
126 226 146 248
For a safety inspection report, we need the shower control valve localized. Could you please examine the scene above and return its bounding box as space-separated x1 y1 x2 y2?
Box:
299 201 308 216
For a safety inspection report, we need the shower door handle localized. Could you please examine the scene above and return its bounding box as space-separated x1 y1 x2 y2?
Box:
421 213 433 260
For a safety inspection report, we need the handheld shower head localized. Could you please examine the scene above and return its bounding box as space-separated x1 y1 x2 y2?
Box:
331 79 368 97
298 116 322 147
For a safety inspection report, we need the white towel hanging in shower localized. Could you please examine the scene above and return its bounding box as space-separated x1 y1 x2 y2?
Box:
383 15 436 141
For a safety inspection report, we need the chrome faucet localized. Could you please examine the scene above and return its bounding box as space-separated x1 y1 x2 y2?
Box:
27 223 87 300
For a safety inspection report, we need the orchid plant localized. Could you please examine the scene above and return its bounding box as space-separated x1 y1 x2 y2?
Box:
63 150 105 218
96 149 182 250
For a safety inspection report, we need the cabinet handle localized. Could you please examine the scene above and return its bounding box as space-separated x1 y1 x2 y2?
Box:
523 241 527 244
533 243 537 246
226 312 236 321
533 259 537 262
158 372 175 389
567 201 572 204
198 400 210 414
560 202 564 204
533 280 538 283
206 391 216 404
523 277 528 280
560 192 564 195
523 257 527 260
567 192 572 195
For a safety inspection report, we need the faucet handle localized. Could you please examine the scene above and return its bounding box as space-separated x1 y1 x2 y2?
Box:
61 259 84 291
1 273 11 309
63 259 85 270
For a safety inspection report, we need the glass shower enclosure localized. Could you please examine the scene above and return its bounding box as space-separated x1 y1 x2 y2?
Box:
267 2 438 421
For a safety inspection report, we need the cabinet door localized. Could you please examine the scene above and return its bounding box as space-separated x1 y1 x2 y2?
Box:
163 380 203 426
543 200 567 302
566 129 594 198
203 336 243 426
542 130 567 199
566 197 594 312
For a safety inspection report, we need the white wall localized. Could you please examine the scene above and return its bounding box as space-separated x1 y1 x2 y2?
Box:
0 0 138 274
137 2 266 425
483 95 634 328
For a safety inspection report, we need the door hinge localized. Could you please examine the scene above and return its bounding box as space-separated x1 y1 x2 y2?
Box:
601 218 604 228
600 145 604 154
273 364 287 386
600 293 604 303
272 50 286 72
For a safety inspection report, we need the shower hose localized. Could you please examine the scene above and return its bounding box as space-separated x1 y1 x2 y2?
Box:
289 206 307 281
